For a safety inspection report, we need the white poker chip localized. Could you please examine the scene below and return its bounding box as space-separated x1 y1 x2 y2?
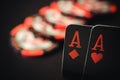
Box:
77 0 117 14
15 28 54 50
10 23 58 57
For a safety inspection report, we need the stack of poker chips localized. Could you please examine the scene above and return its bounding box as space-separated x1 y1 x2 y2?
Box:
10 0 117 57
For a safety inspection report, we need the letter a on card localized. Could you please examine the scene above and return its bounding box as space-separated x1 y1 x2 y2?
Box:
68 31 82 48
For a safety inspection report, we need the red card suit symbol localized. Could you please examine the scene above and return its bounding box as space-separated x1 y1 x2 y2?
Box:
68 49 79 59
91 52 103 64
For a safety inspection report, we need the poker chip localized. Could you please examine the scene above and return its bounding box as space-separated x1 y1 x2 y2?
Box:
89 1 117 14
77 0 117 14
10 23 58 57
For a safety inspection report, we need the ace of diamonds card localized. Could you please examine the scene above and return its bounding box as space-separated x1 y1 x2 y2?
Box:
61 24 93 80
61 24 120 80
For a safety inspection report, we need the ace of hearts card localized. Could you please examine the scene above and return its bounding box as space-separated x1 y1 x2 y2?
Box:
83 25 120 80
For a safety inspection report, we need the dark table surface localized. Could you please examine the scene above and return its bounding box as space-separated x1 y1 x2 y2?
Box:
0 0 120 80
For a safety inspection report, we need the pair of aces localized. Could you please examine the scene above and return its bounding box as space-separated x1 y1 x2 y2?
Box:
61 24 120 80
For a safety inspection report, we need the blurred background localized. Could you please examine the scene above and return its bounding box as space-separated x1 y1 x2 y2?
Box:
0 0 120 80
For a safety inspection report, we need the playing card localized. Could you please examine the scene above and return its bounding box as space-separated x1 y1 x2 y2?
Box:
61 24 93 80
83 25 120 80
